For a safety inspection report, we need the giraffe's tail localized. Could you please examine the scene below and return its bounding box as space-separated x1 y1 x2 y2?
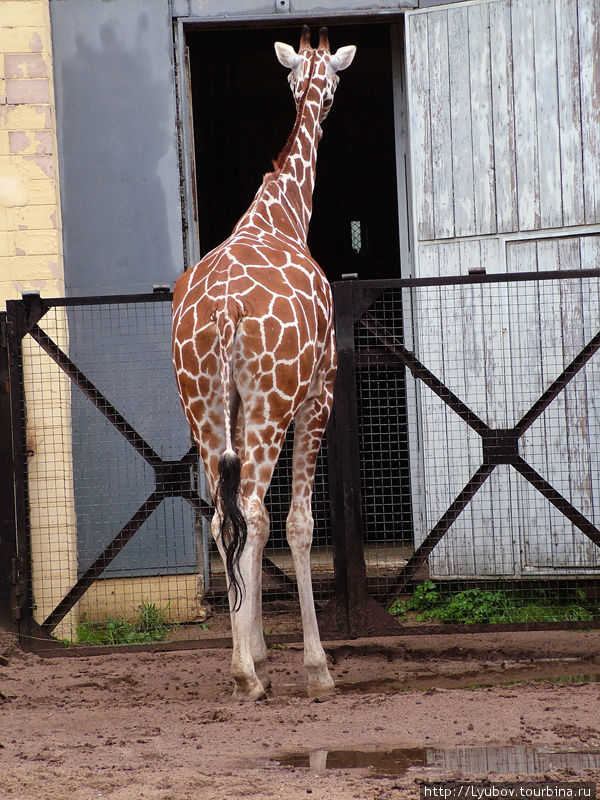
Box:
214 302 247 612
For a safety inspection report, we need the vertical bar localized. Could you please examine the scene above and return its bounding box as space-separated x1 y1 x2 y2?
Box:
323 281 401 639
5 301 34 644
0 313 18 633
323 281 365 637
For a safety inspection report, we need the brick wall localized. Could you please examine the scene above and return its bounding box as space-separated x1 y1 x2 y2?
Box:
0 0 65 307
0 2 76 641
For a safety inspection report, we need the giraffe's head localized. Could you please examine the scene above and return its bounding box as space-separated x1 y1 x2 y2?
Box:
274 26 356 122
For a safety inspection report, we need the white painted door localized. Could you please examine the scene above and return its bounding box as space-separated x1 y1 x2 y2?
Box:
405 0 600 577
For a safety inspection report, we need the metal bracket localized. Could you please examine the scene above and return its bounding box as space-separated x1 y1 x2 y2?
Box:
21 292 50 335
154 459 194 497
482 429 520 465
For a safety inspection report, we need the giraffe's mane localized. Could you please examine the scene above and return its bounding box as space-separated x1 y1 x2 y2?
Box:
270 55 317 175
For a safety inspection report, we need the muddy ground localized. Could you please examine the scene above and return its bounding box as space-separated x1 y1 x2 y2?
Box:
1 625 600 800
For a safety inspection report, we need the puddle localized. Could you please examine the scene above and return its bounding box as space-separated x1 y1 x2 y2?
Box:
279 668 600 697
275 745 600 777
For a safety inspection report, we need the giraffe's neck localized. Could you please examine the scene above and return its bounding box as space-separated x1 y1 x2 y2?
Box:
235 78 323 245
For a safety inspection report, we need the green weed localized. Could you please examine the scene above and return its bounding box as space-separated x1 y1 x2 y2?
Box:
75 601 172 645
389 582 599 625
263 627 284 649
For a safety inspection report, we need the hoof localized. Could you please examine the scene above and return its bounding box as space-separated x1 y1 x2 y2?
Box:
255 662 272 692
232 680 267 702
307 673 335 699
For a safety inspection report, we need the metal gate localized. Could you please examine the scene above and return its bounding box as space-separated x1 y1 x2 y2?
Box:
2 269 600 650
321 268 600 637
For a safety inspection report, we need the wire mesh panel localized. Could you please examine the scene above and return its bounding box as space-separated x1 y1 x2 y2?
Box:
410 277 600 577
354 289 413 589
14 298 207 641
9 294 333 644
8 271 600 646
261 425 332 611
65 302 196 578
350 271 600 626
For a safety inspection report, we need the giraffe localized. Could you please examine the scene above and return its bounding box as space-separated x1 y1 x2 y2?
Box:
172 26 356 700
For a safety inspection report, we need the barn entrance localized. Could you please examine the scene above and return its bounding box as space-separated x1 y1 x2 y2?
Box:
184 21 412 573
186 23 403 282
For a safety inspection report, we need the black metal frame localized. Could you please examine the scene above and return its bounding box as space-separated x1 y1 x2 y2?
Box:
2 268 600 648
0 311 19 636
3 291 209 643
1 291 319 644
317 269 600 638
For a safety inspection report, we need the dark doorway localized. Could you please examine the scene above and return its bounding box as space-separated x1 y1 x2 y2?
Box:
185 23 411 554
186 23 402 282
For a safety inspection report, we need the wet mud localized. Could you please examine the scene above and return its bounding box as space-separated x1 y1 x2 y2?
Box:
1 626 599 799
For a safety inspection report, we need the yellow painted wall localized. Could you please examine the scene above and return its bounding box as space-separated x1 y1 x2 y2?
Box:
1 2 206 639
0 0 64 305
1 0 77 640
79 574 208 626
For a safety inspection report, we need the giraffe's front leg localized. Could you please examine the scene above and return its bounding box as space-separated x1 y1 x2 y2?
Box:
288 394 335 697
287 501 334 696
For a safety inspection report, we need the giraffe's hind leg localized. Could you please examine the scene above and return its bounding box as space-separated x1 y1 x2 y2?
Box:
226 414 289 701
210 507 268 701
195 395 268 701
287 385 334 697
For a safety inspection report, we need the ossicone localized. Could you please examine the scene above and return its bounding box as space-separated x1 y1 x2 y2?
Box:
299 25 311 52
319 27 330 53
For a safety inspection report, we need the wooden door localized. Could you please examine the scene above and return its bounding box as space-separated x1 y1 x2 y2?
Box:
405 0 600 577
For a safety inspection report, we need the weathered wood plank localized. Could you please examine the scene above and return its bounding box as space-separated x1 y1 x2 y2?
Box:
579 0 600 224
491 235 522 577
490 0 518 234
511 0 540 231
579 236 600 566
430 242 463 575
428 11 454 240
507 241 549 570
414 245 451 549
558 238 594 568
533 0 562 230
448 5 475 237
458 240 487 575
555 0 585 227
535 239 570 569
407 13 435 242
481 237 517 574
468 3 496 235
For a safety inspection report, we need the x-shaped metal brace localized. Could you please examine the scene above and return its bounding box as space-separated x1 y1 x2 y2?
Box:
357 313 600 607
21 321 209 632
21 307 303 632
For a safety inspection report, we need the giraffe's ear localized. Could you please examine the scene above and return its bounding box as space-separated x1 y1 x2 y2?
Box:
329 45 357 73
274 42 301 71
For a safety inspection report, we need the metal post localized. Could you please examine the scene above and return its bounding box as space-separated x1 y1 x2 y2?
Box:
319 280 399 638
5 301 35 646
0 312 18 635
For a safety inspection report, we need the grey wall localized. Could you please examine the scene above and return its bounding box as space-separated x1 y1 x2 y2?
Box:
51 0 184 296
50 0 193 580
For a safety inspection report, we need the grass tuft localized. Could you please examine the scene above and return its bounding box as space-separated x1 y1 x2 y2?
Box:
389 581 599 625
75 601 172 645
